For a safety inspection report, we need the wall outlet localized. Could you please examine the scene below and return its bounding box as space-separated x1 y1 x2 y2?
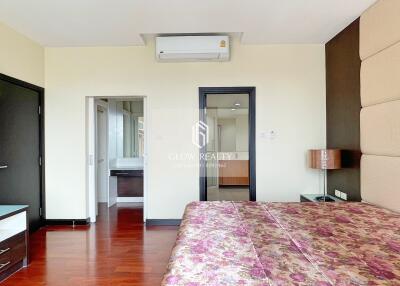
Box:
335 189 341 197
340 192 348 200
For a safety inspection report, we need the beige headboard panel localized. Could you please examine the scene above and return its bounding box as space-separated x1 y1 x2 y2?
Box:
361 155 400 212
361 101 400 156
360 0 400 212
360 42 400 106
360 0 400 60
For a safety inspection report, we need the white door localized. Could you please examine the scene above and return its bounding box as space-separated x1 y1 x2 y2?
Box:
96 106 108 209
107 101 118 207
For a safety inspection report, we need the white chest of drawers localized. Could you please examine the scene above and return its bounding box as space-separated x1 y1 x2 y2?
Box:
0 206 28 281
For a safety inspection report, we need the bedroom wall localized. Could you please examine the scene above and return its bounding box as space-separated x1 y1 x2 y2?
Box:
0 22 44 87
325 19 362 201
44 38 326 220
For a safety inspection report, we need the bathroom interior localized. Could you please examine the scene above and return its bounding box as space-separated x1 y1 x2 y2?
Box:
95 98 144 214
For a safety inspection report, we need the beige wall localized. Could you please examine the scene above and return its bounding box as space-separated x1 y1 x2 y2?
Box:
0 22 44 86
236 115 249 152
44 39 326 219
218 118 237 152
217 115 249 152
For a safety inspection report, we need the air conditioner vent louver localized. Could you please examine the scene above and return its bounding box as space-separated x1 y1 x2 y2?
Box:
156 36 230 62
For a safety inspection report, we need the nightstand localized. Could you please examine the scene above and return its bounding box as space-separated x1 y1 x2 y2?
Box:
300 194 343 202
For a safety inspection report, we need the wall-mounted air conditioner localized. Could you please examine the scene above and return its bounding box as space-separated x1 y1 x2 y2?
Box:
156 35 230 62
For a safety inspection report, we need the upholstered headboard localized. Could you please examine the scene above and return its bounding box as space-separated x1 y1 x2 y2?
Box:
360 0 400 212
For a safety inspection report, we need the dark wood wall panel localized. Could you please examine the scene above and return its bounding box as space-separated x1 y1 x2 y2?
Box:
326 19 361 201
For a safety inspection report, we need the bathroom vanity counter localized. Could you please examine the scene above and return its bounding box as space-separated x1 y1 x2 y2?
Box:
110 168 143 177
109 166 143 171
109 169 143 198
109 158 144 199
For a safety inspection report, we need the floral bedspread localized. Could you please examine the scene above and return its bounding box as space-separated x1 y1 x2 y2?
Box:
161 201 400 286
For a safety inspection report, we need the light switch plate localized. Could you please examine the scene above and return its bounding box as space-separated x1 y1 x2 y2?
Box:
268 130 276 140
340 192 348 200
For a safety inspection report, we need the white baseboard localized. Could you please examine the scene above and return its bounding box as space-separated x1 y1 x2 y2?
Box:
116 197 144 203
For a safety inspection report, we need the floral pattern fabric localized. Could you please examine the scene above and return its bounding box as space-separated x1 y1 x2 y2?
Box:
162 201 400 286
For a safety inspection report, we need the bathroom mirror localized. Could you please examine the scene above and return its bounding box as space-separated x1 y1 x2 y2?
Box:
121 99 144 158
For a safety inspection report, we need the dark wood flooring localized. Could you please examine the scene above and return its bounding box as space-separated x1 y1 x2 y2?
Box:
1 203 178 286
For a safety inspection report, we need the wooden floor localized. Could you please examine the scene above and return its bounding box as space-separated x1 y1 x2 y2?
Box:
2 203 178 286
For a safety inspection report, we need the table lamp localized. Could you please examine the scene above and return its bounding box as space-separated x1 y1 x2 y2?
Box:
309 149 341 202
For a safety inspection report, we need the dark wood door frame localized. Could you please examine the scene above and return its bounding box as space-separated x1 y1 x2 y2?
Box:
199 87 256 201
0 73 45 228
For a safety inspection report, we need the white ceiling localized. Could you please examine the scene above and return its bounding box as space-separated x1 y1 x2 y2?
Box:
215 109 248 119
0 0 377 47
207 94 249 109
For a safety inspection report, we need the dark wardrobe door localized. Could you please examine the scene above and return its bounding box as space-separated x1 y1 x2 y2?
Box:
0 79 42 231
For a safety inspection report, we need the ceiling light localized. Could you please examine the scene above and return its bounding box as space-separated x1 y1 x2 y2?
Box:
234 103 241 107
231 108 236 111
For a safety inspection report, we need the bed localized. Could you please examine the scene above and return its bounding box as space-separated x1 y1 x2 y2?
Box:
162 201 400 285
162 0 400 284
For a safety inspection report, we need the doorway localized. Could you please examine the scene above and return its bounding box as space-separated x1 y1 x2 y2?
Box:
199 87 256 201
87 96 147 223
0 74 45 232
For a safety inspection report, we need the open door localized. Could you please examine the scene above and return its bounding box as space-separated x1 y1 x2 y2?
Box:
107 100 118 207
96 103 108 212
199 87 256 202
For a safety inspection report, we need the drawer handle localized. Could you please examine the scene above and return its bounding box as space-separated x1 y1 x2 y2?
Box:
0 261 10 269
0 248 10 255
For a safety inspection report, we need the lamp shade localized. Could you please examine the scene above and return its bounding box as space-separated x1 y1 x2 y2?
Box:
309 149 341 170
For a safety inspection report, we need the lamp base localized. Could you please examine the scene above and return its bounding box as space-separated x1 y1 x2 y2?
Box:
314 195 335 202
